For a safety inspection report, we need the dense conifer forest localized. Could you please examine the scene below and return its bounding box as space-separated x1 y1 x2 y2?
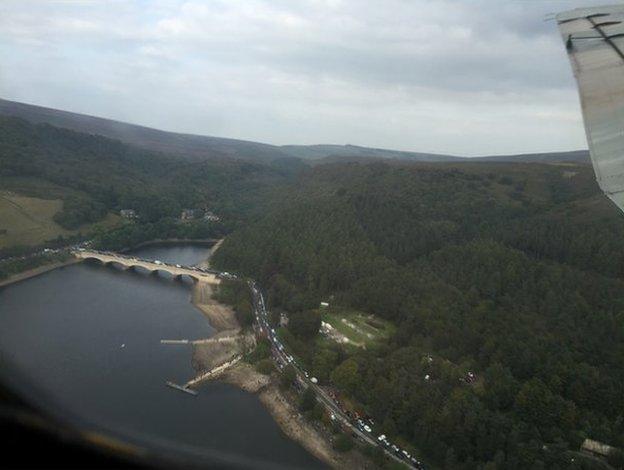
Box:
213 161 624 469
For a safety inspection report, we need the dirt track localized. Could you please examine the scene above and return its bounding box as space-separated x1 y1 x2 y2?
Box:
196 238 224 268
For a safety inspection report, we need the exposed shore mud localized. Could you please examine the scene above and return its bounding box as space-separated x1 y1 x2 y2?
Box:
220 363 374 470
191 281 240 331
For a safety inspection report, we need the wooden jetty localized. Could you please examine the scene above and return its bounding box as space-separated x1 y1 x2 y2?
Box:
165 381 198 396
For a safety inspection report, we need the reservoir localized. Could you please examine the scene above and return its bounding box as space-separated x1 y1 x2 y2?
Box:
0 244 324 469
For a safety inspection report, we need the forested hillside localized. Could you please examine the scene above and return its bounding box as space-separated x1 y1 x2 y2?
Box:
0 117 293 233
2 111 622 468
213 161 624 469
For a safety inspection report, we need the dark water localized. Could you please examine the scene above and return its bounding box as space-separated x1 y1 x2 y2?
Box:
0 245 324 469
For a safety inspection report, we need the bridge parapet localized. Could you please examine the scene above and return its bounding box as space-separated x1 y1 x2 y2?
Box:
72 250 221 285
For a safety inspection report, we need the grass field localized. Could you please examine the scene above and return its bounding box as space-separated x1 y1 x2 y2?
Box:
321 308 395 348
0 190 121 248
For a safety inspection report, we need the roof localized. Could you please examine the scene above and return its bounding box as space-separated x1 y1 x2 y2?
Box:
581 438 615 456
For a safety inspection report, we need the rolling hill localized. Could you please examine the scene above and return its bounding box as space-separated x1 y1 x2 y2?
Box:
0 98 590 165
0 116 293 247
280 143 461 162
0 98 290 164
473 149 590 164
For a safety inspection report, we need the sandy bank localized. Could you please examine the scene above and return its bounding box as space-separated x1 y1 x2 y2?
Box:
191 331 254 375
259 385 374 470
220 363 374 470
218 361 271 393
191 281 240 331
190 239 236 331
0 258 81 288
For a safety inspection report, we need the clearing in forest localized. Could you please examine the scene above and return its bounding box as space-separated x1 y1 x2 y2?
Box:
320 308 394 348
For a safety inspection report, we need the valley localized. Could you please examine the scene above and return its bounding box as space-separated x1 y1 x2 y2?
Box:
1 101 622 470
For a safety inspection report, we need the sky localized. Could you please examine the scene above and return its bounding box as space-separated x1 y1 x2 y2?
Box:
0 0 618 156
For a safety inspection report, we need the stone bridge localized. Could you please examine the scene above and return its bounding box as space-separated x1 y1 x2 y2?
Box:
73 250 221 284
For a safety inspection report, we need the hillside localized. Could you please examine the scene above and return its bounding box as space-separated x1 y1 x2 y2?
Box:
0 116 293 251
212 161 624 469
0 189 121 248
1 103 619 468
0 98 290 164
0 98 589 165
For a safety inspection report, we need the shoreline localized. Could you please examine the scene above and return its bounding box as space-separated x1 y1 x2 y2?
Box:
191 241 370 469
0 258 81 288
0 238 220 289
189 238 237 332
197 238 224 268
191 282 241 331
2 239 368 468
219 363 373 470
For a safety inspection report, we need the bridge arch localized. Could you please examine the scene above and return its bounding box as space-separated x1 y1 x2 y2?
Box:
174 273 199 283
126 264 152 275
74 251 218 285
149 268 176 279
105 260 131 271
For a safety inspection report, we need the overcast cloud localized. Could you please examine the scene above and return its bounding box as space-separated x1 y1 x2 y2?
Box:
0 0 617 156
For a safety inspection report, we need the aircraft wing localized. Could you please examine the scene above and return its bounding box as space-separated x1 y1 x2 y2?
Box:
557 5 624 212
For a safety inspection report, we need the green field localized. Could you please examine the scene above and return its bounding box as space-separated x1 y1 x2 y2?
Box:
321 308 395 347
0 190 121 248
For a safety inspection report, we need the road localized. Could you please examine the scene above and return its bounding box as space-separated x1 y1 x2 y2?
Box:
247 280 425 470
73 249 224 284
63 247 424 469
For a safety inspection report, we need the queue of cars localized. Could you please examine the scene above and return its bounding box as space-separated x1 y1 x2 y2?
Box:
78 250 237 280
248 280 426 470
73 251 425 468
1 239 93 264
